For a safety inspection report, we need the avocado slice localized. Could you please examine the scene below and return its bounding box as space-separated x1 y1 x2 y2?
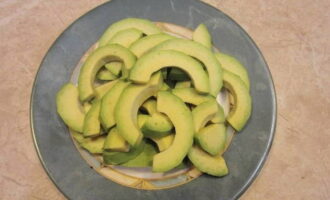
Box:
149 134 174 152
104 127 129 152
78 44 136 101
96 68 118 81
105 62 122 76
137 114 150 128
168 68 190 81
153 38 222 96
80 135 106 154
193 24 212 49
215 53 250 90
70 130 85 144
103 140 146 165
142 113 173 137
98 18 161 47
100 80 130 130
56 83 85 132
210 104 225 123
223 71 251 131
141 99 157 115
130 33 174 57
83 102 92 113
172 87 213 105
175 80 191 88
129 50 210 94
196 124 226 156
192 99 219 132
83 100 101 137
160 82 170 91
120 143 158 167
152 91 194 172
108 28 143 48
115 72 163 147
94 80 119 99
188 146 228 177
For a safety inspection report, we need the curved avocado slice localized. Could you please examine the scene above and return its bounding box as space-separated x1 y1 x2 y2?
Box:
193 24 212 49
104 127 129 152
78 44 136 101
95 80 119 99
175 81 191 88
160 82 170 91
142 113 173 138
120 143 158 167
108 28 143 48
152 91 194 172
196 124 227 156
223 71 252 131
70 130 85 144
103 140 146 165
129 50 210 94
153 38 222 96
137 114 150 128
100 80 130 130
83 102 92 113
188 146 228 177
210 104 225 123
98 18 161 47
115 72 163 147
56 83 85 132
83 100 101 137
149 134 174 152
105 62 122 76
215 53 250 90
80 135 106 154
192 99 219 132
96 68 118 81
130 33 174 57
141 99 157 115
172 87 213 105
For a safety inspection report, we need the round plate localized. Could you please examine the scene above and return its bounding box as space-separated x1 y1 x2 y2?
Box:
31 0 276 199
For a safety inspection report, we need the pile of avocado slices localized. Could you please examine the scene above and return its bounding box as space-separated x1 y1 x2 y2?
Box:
56 18 252 177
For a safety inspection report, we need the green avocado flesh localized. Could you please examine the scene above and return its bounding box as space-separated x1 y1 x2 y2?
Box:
223 71 251 131
196 124 227 156
120 143 158 167
100 81 130 130
168 68 189 81
71 130 85 144
153 38 222 96
192 99 219 132
78 44 136 101
129 50 210 94
115 72 163 147
96 68 118 81
105 62 122 76
130 33 174 57
149 134 174 152
137 114 150 128
80 135 106 154
193 24 212 49
188 146 228 177
142 113 173 137
103 140 146 165
152 91 194 172
215 53 250 90
83 102 92 113
175 81 191 88
83 100 101 137
95 80 118 99
56 83 85 132
104 127 129 152
141 99 157 115
98 18 161 47
172 88 213 105
108 28 143 48
210 104 225 124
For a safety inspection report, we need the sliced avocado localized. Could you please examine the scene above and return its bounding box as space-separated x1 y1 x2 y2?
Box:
96 68 118 81
160 82 170 91
137 114 150 128
142 113 173 137
120 143 158 167
103 140 146 165
129 50 210 94
80 135 106 154
56 83 85 132
95 80 119 99
100 80 130 130
196 124 226 156
98 18 161 47
168 68 189 81
193 24 212 49
172 87 213 105
104 127 129 152
223 71 251 131
105 62 122 76
70 130 85 144
149 134 174 152
188 146 228 177
210 104 225 123
83 100 101 137
115 72 163 147
141 99 157 115
83 102 92 113
152 91 194 172
192 99 218 132
215 53 250 90
153 38 222 96
108 28 143 48
78 44 136 101
175 81 191 88
130 33 174 57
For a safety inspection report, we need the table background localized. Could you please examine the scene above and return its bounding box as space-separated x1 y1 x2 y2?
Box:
0 0 329 199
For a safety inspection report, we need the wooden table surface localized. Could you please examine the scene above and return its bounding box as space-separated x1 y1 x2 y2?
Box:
1 0 329 199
